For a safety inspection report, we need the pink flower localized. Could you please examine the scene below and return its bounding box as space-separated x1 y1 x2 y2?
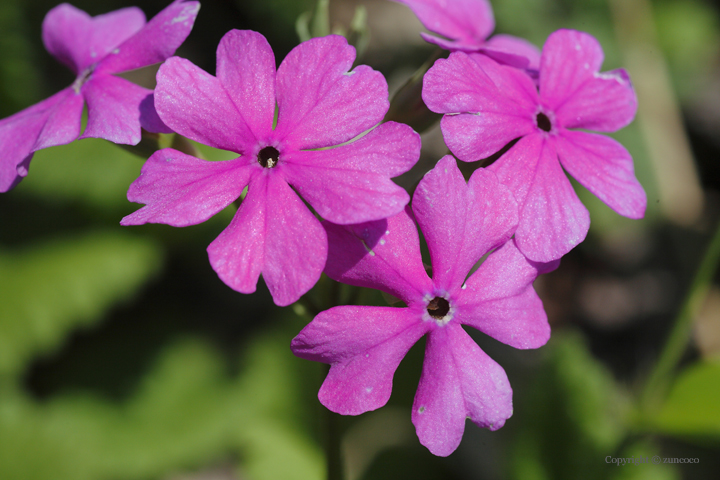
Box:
0 1 200 192
292 156 554 456
121 30 420 306
391 0 540 69
423 29 647 262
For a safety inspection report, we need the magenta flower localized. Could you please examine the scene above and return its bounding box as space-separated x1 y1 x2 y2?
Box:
0 1 200 192
121 30 420 306
392 0 540 69
423 29 647 262
292 156 554 456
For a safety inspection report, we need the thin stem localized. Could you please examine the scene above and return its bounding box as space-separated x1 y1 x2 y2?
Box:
383 48 443 134
118 130 161 159
323 376 344 480
640 219 720 413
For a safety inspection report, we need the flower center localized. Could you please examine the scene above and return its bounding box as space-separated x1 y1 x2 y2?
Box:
72 66 95 94
536 112 552 132
257 146 280 168
426 297 450 319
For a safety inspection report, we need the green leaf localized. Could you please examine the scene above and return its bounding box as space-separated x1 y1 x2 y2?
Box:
0 0 41 117
650 361 720 437
509 331 629 480
0 231 163 376
229 323 325 480
608 440 680 480
14 138 144 212
655 0 720 100
310 0 330 38
0 320 323 480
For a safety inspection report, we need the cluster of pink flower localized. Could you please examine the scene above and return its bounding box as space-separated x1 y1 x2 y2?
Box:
0 0 645 457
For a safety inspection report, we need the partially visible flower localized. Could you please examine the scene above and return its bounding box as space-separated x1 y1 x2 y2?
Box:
391 0 540 69
0 1 200 192
423 29 646 262
122 30 420 306
292 156 554 456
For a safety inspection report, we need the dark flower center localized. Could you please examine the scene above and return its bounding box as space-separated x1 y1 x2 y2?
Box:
426 297 450 319
536 112 552 132
258 146 280 168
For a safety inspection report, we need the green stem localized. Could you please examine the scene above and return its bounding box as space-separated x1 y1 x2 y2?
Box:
324 384 344 480
640 219 720 413
383 48 443 134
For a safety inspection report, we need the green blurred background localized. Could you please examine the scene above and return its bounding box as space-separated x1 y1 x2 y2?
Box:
1 0 719 479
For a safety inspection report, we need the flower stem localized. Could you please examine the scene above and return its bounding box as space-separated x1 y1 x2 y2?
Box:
324 391 344 480
640 219 720 413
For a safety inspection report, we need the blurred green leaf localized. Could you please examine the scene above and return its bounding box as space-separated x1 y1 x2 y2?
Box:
576 123 659 237
384 50 442 134
297 11 313 43
0 0 41 117
650 361 720 437
608 439 680 480
0 317 323 480
655 0 720 100
0 231 163 376
15 138 144 212
346 5 370 57
230 324 324 480
296 0 330 41
509 331 629 480
310 0 330 38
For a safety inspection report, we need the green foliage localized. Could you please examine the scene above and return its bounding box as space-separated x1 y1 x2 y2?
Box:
655 0 720 100
13 138 144 213
650 361 720 438
296 0 369 57
509 331 629 480
0 329 323 480
0 231 163 377
0 0 41 117
609 440 680 480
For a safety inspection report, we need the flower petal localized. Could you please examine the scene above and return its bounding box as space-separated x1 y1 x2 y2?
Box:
511 137 590 262
95 1 200 75
208 174 326 306
138 93 173 134
394 0 495 46
483 34 541 70
285 166 409 225
42 4 144 74
155 56 256 152
556 68 637 132
487 134 541 208
412 324 512 456
282 123 419 224
292 306 428 415
423 52 499 113
80 75 151 144
285 122 420 177
424 52 536 160
456 240 551 349
323 207 433 304
0 88 83 192
216 30 276 140
274 35 388 150
539 29 604 112
439 113 532 161
121 148 252 227
412 156 517 292
419 33 483 53
424 53 537 115
556 131 646 219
